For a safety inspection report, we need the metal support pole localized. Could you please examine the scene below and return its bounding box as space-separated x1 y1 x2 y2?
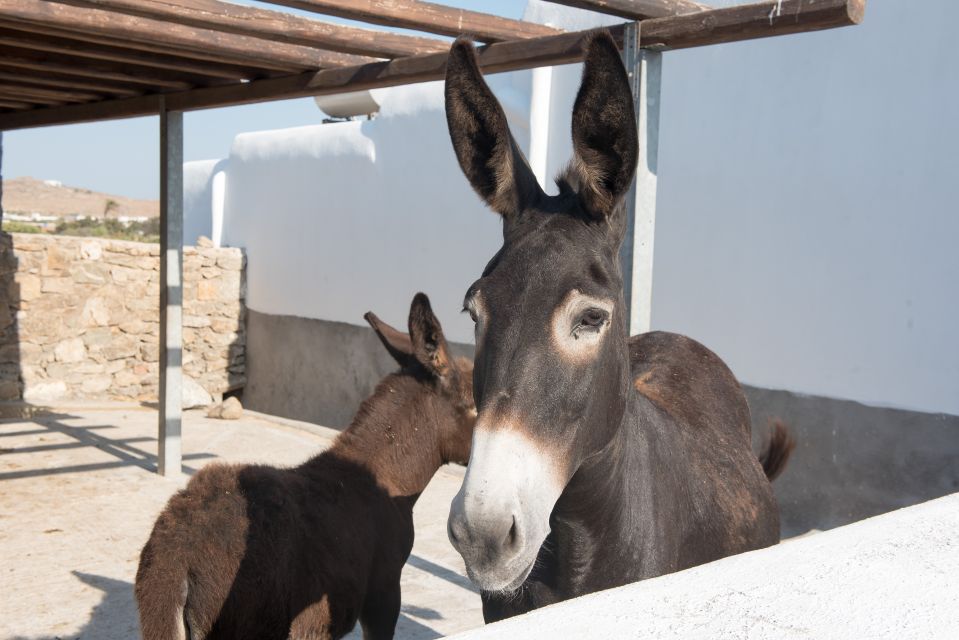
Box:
620 22 662 337
158 99 183 477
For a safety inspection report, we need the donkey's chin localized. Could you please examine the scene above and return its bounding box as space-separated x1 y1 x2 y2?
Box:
467 554 537 595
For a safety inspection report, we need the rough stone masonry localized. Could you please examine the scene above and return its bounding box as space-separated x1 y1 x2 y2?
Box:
0 232 245 404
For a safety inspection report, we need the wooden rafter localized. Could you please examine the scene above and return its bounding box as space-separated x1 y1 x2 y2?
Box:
0 29 272 81
543 0 710 20
0 0 373 72
0 46 198 90
256 0 563 42
55 0 450 59
0 0 865 130
0 69 141 97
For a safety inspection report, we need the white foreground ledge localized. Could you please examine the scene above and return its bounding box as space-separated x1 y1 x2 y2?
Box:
449 492 959 639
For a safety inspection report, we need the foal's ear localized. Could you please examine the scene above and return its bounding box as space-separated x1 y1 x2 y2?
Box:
408 292 453 380
445 38 542 218
566 31 638 221
364 310 417 370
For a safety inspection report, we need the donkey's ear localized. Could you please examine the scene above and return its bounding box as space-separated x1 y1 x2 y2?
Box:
566 31 638 220
365 311 417 370
408 293 453 380
445 38 542 218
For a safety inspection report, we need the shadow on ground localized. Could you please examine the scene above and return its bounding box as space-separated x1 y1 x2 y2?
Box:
0 411 214 479
11 570 454 640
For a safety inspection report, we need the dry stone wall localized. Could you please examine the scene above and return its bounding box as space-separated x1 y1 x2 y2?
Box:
0 232 245 404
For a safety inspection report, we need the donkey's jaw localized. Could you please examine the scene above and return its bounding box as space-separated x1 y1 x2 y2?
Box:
447 427 563 592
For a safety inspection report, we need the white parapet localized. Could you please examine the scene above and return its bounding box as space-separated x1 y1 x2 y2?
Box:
449 493 959 639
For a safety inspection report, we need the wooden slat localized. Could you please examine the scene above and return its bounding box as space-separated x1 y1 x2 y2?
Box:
0 28 271 81
0 70 141 97
640 0 865 49
0 45 195 90
0 0 372 73
0 0 866 131
258 0 562 42
0 81 103 102
544 0 710 20
56 0 448 58
0 91 63 106
0 99 35 110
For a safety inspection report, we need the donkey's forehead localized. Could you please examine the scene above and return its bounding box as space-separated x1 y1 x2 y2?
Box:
481 217 619 295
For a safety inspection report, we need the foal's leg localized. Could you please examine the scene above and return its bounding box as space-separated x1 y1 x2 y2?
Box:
288 596 333 640
359 584 401 640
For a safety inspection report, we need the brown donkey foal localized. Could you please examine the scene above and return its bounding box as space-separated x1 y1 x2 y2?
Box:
135 294 475 640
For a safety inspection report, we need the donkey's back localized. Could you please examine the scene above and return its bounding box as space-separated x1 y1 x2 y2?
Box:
136 459 388 640
629 331 780 560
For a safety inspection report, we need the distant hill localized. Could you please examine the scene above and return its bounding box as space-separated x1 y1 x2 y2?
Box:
1 177 158 219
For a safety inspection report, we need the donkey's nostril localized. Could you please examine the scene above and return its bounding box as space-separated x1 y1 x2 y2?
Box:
505 515 519 549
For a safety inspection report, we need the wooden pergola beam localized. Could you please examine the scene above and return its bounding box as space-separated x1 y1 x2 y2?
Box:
0 30 271 81
0 47 196 90
0 0 373 73
256 0 562 42
0 99 34 110
543 0 710 20
0 0 865 131
0 69 141 97
56 0 450 59
0 81 103 103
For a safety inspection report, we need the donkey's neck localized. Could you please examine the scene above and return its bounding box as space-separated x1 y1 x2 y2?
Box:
548 396 664 594
324 376 445 502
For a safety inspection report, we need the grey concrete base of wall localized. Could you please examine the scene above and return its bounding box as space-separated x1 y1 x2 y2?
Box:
746 386 959 537
244 310 959 537
243 310 472 429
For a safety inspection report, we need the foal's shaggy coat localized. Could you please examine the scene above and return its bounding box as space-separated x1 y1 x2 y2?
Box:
135 294 474 640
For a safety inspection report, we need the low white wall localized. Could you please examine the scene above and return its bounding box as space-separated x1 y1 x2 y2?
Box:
449 492 959 639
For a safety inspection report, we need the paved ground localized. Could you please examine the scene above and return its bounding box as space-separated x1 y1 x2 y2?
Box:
0 406 483 640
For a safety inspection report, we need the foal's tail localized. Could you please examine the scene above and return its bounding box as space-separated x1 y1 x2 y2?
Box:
135 536 190 640
758 419 796 482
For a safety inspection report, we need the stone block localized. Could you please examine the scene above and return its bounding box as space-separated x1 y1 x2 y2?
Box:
101 335 138 361
23 380 67 403
0 379 21 401
80 298 111 327
41 278 73 294
183 315 211 328
197 280 217 301
82 327 114 349
15 273 41 301
119 320 148 335
210 317 237 334
42 244 72 275
79 240 103 261
81 375 112 394
72 263 109 285
54 338 86 363
216 251 243 271
113 368 140 388
140 343 159 363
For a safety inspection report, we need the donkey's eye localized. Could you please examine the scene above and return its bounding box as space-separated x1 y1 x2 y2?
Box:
574 308 608 334
462 303 478 323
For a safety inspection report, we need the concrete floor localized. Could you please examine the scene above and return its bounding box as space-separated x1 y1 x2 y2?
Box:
0 406 483 640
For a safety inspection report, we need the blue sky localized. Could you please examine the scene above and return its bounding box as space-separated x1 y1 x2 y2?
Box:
1 0 525 200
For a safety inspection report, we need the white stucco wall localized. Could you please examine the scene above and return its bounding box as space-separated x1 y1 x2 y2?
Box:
215 77 533 345
187 0 958 416
447 492 959 639
527 0 959 415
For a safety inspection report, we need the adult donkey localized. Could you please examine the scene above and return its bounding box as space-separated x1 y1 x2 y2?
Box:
444 32 792 622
